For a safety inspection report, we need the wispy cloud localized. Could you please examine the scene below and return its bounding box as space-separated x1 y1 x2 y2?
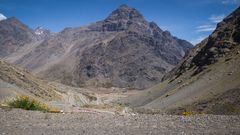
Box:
194 13 226 45
222 0 240 4
0 13 7 21
196 25 216 32
196 14 225 33
209 14 225 23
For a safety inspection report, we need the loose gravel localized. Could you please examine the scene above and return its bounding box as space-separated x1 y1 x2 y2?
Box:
0 109 240 135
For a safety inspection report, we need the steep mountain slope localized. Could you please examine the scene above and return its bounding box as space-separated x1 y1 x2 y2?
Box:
6 5 193 89
0 60 60 101
0 17 37 57
125 7 240 114
0 60 101 111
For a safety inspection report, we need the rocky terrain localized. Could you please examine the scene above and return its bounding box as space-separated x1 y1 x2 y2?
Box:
0 109 240 135
124 7 240 115
0 4 239 135
0 60 60 101
0 59 108 113
34 26 52 40
0 60 133 113
3 5 193 89
0 17 37 57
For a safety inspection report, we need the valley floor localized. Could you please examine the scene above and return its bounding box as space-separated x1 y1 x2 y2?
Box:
0 108 240 135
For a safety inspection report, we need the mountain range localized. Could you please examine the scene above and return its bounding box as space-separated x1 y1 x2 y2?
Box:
1 4 193 89
0 4 239 115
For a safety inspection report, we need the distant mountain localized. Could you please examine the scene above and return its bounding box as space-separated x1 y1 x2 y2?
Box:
125 7 240 114
0 17 37 57
4 5 193 89
34 26 52 40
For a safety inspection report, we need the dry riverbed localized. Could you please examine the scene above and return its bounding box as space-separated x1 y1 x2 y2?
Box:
0 108 240 135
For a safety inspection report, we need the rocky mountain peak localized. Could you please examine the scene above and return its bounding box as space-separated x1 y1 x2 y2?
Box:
1 17 26 28
118 4 129 8
89 4 147 32
105 4 144 21
1 6 193 90
35 27 46 35
0 13 7 21
34 26 51 40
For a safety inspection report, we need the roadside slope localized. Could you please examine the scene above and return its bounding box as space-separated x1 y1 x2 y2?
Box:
0 59 60 101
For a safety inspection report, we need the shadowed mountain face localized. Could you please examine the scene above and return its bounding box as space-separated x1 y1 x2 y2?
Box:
125 7 240 114
3 5 193 90
163 6 240 80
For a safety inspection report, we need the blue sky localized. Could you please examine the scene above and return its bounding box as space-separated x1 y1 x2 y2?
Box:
0 0 239 45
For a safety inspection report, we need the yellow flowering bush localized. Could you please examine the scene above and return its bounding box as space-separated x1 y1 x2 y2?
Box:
182 111 204 116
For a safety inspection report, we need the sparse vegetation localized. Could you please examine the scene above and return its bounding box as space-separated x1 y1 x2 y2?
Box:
182 111 204 116
0 60 60 101
8 95 50 112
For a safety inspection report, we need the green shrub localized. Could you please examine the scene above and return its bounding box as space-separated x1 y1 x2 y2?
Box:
8 95 50 112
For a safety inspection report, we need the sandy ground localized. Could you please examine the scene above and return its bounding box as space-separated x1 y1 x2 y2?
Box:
0 108 240 135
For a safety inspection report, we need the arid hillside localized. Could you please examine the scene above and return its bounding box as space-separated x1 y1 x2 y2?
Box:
125 7 240 115
0 59 60 101
3 5 193 90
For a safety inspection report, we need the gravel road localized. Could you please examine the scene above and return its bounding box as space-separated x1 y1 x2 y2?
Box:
0 108 240 135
